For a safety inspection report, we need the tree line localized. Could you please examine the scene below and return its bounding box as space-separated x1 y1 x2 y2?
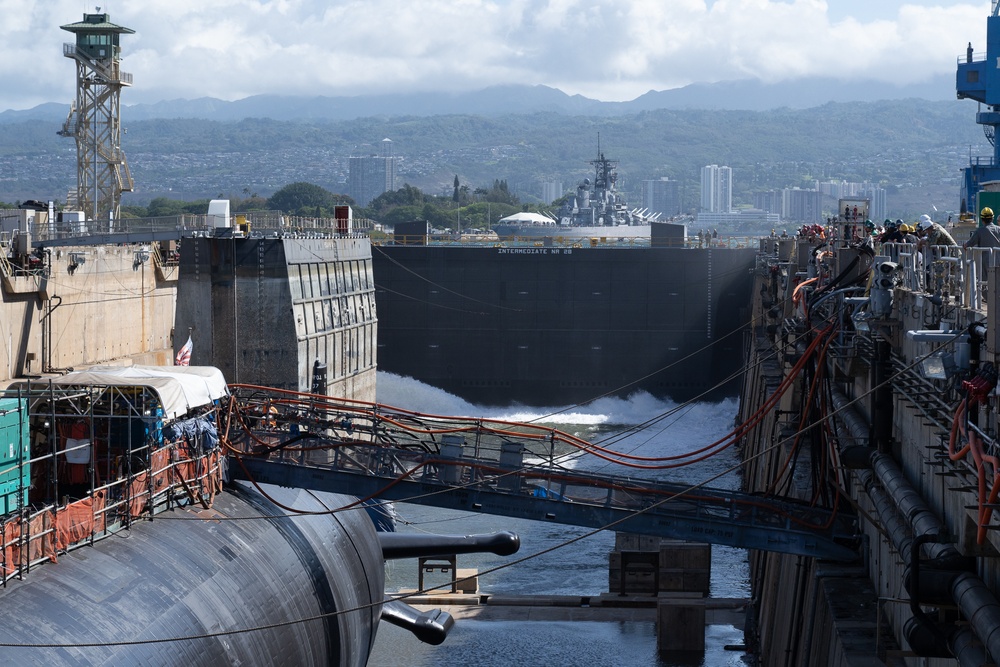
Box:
103 178 539 231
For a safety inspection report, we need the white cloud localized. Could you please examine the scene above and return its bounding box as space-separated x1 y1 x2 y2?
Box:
0 0 991 109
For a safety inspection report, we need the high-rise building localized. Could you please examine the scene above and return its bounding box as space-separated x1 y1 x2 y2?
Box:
541 181 564 205
781 188 822 223
641 177 681 218
754 191 783 215
861 184 888 223
348 138 397 207
700 165 732 213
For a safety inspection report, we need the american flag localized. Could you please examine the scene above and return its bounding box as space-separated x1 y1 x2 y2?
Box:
175 335 193 366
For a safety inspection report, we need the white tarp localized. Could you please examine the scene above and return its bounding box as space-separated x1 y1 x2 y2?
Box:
496 212 554 225
39 365 229 419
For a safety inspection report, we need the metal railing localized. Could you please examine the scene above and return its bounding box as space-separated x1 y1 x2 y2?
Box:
224 385 859 560
880 242 1000 312
0 383 224 584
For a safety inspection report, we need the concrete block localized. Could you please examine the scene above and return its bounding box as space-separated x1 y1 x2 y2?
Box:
614 532 661 552
659 541 711 569
657 598 706 653
455 568 479 594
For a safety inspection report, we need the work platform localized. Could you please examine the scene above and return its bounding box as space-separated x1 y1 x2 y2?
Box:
225 386 859 562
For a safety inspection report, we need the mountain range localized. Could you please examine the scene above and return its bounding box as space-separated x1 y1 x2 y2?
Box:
0 75 956 123
0 73 979 220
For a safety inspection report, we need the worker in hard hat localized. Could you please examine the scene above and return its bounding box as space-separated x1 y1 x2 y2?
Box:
964 207 1000 248
900 224 919 244
916 215 957 249
877 219 904 244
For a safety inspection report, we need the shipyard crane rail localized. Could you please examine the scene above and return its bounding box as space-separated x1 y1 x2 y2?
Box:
223 386 859 562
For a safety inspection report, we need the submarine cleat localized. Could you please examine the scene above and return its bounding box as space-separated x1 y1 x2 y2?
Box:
376 530 521 645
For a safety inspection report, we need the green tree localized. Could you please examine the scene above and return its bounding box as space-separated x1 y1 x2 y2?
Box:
452 175 460 203
267 182 339 214
147 197 188 217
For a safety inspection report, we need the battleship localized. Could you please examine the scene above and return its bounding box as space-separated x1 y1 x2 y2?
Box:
491 149 655 240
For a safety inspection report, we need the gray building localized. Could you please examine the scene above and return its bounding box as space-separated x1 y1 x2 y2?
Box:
781 188 822 224
348 138 397 207
700 165 732 213
641 177 681 218
754 190 783 215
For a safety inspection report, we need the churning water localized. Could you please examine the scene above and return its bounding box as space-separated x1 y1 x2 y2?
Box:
367 373 750 667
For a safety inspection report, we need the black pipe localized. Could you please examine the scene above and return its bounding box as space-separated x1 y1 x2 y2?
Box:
379 531 520 560
951 571 1000 663
872 338 893 453
907 534 952 657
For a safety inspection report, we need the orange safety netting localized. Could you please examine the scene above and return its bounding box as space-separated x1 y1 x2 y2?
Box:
55 493 106 551
0 446 224 579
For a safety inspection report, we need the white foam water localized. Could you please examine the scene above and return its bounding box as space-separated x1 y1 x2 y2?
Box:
370 373 750 667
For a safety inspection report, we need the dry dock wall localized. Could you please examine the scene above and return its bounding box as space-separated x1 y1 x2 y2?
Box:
739 240 1000 666
175 236 377 402
0 244 176 383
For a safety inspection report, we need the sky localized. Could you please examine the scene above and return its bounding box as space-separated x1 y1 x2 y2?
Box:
0 0 994 111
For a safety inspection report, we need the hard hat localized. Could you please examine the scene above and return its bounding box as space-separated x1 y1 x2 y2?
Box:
919 219 934 231
895 219 904 225
919 214 933 224
982 206 994 218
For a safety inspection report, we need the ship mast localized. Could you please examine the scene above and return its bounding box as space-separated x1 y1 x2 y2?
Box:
58 12 135 225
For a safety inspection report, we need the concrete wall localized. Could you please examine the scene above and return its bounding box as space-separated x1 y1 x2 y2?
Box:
738 244 1000 666
175 236 377 403
0 244 177 385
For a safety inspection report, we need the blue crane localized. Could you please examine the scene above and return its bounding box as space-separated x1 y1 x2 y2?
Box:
957 2 1000 216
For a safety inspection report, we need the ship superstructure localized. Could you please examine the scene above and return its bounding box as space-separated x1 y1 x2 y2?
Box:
492 147 654 239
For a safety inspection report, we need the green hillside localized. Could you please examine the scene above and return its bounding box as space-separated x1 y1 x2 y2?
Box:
0 99 985 219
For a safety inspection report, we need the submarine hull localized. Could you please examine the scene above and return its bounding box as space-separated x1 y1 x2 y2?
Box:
0 482 384 666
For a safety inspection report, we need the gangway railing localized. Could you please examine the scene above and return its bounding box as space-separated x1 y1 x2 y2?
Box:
223 385 859 561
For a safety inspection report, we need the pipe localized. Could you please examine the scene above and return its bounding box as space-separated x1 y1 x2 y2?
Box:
907 534 951 656
830 388 870 449
871 453 968 567
948 626 989 667
863 455 999 664
857 469 913 560
905 329 965 343
872 339 893 452
849 424 979 660
951 571 1000 665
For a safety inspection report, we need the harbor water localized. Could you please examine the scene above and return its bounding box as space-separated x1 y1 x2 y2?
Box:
368 373 750 667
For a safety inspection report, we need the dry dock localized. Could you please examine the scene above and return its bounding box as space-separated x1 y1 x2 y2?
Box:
736 233 1000 665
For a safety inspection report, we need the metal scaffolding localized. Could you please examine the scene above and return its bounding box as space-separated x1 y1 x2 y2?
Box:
58 12 135 226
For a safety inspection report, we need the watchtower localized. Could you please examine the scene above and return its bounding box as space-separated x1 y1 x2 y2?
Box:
59 12 135 225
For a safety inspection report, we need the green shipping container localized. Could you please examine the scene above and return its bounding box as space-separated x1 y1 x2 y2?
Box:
0 399 29 515
977 191 1000 220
